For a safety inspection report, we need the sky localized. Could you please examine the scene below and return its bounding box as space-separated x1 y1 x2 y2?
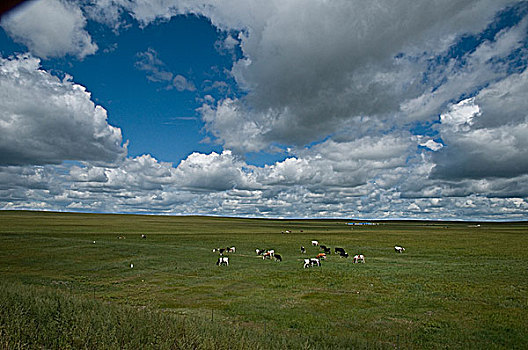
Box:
1 0 528 220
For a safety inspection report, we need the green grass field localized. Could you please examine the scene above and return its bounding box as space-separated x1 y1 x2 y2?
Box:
0 211 527 349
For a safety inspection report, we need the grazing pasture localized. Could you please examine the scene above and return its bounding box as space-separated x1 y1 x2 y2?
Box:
0 211 527 349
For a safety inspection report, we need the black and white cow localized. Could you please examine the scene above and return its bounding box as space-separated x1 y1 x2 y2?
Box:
216 257 229 266
303 258 321 268
300 246 306 254
227 246 236 253
141 234 147 239
352 254 365 263
394 246 405 253
213 248 226 255
323 246 331 254
311 240 319 246
274 254 282 262
339 251 349 258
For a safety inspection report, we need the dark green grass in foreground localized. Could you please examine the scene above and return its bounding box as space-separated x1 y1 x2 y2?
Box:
0 211 527 349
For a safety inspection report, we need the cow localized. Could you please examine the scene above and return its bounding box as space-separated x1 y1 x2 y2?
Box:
213 248 226 255
334 247 346 255
227 246 236 253
394 246 405 253
311 240 319 246
262 249 275 259
256 249 264 255
300 246 306 254
262 251 273 259
323 246 331 254
141 234 146 239
310 258 321 267
216 257 229 266
320 244 327 251
274 254 282 262
316 253 326 260
303 258 311 268
339 251 349 258
303 258 321 268
353 254 365 263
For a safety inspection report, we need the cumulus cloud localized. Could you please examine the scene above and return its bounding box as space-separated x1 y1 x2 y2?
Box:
1 0 97 59
1 0 527 220
431 70 528 180
85 0 524 152
174 150 257 191
0 54 126 166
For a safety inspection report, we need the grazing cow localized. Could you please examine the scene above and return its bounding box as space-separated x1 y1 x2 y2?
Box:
262 249 275 259
311 240 319 246
394 246 405 253
118 236 125 240
141 234 146 239
310 258 321 267
274 254 282 262
334 247 346 255
227 246 236 253
320 244 327 251
300 246 306 254
316 253 326 260
323 247 331 254
339 251 349 258
303 258 321 268
216 257 229 266
303 258 311 268
353 254 365 263
256 249 264 255
213 248 226 255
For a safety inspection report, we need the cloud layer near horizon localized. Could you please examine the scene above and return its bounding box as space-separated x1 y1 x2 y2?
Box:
1 0 528 220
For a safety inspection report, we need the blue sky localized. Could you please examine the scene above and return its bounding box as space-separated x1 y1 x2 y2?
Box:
1 0 528 220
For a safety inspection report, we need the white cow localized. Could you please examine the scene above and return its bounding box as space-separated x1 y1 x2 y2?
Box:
216 257 229 266
311 240 319 246
353 254 365 263
394 246 405 253
227 246 236 253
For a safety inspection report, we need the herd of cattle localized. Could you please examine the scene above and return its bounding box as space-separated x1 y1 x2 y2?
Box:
213 239 406 268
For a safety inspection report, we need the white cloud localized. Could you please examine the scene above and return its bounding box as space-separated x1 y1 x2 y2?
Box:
420 140 444 152
1 1 527 220
1 0 97 59
174 150 258 191
135 48 196 91
431 69 528 180
172 74 196 92
0 54 126 166
135 48 174 83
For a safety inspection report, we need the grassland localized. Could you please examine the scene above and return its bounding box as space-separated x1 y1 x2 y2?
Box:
0 210 527 349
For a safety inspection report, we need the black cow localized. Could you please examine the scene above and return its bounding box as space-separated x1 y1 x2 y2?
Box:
274 254 282 262
334 247 346 255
